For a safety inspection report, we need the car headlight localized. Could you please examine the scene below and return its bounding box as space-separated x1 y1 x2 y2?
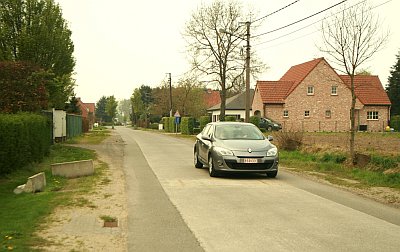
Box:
267 147 278 157
213 147 234 156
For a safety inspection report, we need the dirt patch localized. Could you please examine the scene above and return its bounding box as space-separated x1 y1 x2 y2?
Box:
34 131 128 251
301 132 400 155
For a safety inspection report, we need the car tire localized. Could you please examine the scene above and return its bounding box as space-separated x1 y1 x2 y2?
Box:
266 170 278 178
194 149 203 168
267 126 272 131
208 155 218 177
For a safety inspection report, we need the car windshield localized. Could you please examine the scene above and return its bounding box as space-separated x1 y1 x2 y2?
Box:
214 124 265 140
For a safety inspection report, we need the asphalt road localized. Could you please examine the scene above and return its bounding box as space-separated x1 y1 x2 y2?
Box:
117 127 400 252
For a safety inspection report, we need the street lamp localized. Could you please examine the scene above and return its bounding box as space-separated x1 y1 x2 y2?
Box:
220 21 251 122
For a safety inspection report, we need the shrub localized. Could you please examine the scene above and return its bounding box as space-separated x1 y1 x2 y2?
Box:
0 113 51 174
181 117 195 135
390 115 400 131
162 117 170 132
199 116 211 131
149 123 159 130
249 116 260 127
274 131 304 151
225 116 236 121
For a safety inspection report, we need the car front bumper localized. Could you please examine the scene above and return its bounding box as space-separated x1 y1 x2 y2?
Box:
211 153 279 173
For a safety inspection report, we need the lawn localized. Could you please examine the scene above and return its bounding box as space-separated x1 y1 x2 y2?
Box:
0 129 110 251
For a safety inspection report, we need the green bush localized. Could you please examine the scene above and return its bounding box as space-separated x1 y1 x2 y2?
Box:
390 115 400 131
181 117 195 135
249 116 260 127
225 116 236 121
0 113 51 174
320 153 347 164
149 123 159 130
199 116 211 131
162 117 170 132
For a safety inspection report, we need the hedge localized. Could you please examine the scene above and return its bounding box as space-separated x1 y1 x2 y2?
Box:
0 113 51 174
225 116 236 121
199 116 211 131
181 117 195 135
249 116 260 127
391 115 400 131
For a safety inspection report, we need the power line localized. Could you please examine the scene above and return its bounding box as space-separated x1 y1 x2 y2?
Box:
253 0 367 47
252 0 301 23
252 0 347 38
255 0 392 51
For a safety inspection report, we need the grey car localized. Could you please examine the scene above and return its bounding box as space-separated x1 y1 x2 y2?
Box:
193 122 279 177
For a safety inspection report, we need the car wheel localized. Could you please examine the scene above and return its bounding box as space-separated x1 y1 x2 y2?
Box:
194 149 203 168
208 155 218 177
267 126 272 131
266 170 278 178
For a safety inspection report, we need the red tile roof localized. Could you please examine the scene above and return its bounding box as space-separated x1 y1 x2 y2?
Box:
340 75 391 105
280 57 324 95
204 89 221 108
256 81 295 104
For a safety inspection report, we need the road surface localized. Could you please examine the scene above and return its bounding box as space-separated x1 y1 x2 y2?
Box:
117 127 400 252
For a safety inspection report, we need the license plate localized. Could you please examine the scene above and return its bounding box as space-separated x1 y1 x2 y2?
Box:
242 158 258 163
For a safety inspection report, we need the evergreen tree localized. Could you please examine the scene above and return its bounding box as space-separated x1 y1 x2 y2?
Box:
387 51 400 116
65 96 81 114
95 96 111 122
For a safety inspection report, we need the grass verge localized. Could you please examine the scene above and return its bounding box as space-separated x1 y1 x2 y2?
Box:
280 150 400 189
65 128 110 145
0 143 106 251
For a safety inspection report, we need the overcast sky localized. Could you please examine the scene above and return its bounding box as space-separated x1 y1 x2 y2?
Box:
55 0 399 103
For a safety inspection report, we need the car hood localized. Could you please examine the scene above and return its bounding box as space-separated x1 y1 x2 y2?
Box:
215 139 274 152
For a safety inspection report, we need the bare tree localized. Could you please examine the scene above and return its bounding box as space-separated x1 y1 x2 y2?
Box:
319 1 388 164
184 0 263 121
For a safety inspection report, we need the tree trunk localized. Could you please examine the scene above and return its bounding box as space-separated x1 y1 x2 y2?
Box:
219 87 226 121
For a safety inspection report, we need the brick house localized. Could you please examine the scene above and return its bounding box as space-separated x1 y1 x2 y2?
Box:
77 98 95 131
208 90 254 122
252 58 391 132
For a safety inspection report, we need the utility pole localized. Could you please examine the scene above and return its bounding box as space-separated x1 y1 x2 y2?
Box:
245 21 251 123
167 73 172 117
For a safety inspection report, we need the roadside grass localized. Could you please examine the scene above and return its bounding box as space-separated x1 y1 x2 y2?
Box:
65 127 110 145
280 150 400 189
0 140 108 250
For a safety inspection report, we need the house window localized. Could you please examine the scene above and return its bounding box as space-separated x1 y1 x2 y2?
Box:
283 110 289 117
331 86 338 95
307 86 314 95
367 111 378 120
304 110 310 117
325 110 331 118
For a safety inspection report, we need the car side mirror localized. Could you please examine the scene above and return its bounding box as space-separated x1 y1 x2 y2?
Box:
201 135 213 142
267 135 273 141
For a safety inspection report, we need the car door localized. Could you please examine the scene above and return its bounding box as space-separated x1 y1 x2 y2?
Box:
198 124 213 162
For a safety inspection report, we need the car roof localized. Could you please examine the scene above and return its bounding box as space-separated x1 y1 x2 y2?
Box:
208 121 255 126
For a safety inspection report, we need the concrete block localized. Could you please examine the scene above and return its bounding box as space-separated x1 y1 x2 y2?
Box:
13 184 26 194
51 159 94 178
24 172 46 193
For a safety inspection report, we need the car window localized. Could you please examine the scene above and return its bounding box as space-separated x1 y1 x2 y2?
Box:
215 125 264 140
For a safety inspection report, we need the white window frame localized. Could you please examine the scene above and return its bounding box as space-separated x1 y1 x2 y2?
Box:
331 86 338 95
307 86 314 95
367 111 378 120
283 110 289 118
304 110 310 117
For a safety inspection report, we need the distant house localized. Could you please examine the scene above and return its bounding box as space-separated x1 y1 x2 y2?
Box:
252 58 391 132
208 90 254 122
204 89 221 108
77 98 95 131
